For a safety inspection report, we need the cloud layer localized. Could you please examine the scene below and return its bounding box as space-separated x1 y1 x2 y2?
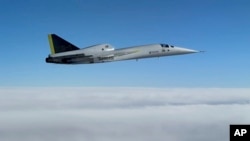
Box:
0 87 250 141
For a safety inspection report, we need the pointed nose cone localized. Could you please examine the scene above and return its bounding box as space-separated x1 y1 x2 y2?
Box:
175 47 199 54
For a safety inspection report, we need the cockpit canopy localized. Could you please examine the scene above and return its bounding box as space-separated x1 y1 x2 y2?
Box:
161 44 174 48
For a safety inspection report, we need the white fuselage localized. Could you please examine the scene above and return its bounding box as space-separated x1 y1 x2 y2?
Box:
46 44 198 64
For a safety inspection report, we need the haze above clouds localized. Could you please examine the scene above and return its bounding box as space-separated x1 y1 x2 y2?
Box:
0 87 250 141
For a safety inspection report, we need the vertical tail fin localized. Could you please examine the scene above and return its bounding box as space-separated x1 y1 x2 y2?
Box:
48 34 79 54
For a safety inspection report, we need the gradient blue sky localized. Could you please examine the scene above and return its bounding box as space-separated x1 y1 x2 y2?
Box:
1 0 249 87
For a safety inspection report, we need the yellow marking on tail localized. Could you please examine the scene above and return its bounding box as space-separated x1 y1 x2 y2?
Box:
48 34 55 54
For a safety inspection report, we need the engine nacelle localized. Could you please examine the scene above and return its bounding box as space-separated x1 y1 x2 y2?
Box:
81 44 114 55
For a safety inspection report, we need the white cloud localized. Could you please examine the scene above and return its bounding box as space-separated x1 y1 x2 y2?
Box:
0 87 249 141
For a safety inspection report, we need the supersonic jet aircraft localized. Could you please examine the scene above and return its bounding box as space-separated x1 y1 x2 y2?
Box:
45 34 199 64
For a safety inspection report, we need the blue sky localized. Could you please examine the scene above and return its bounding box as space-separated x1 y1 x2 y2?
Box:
0 0 249 87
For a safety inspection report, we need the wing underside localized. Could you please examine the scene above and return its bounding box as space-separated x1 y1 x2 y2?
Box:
46 54 93 64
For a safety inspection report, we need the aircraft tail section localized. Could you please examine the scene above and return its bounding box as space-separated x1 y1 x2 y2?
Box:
48 34 79 54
